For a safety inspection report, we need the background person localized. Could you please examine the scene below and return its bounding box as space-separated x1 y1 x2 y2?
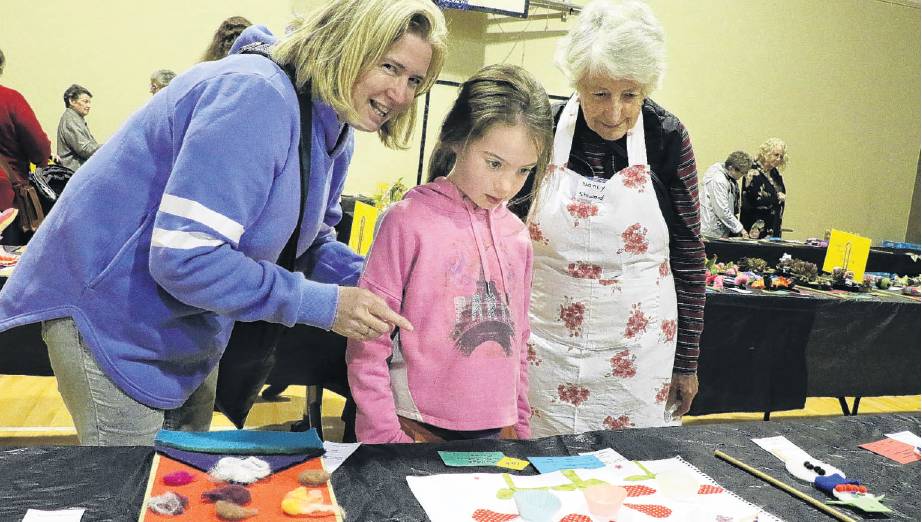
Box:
741 137 788 238
201 16 253 62
149 69 176 95
0 47 51 245
0 0 446 446
56 84 100 171
700 150 751 238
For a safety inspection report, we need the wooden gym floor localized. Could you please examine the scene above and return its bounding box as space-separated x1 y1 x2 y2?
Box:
0 375 917 446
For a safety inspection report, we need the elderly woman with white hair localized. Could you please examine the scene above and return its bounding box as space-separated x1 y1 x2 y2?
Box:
741 138 788 238
510 0 705 435
149 69 176 95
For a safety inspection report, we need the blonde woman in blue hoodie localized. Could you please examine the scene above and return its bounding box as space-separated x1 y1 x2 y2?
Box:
0 0 446 446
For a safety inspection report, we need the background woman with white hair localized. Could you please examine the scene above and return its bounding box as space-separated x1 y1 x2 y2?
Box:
510 0 706 435
149 69 176 95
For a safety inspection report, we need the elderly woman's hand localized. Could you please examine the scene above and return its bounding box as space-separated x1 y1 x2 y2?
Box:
332 286 413 340
666 372 699 419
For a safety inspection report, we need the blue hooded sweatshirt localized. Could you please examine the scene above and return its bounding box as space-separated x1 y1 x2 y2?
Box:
0 27 362 409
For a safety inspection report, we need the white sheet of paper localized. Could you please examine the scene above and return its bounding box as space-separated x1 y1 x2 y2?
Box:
578 447 628 466
752 435 845 483
322 441 361 473
751 435 813 463
885 431 922 448
21 508 86 521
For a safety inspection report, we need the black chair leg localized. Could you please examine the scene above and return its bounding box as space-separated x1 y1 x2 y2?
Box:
837 397 851 416
763 411 771 421
851 396 861 415
290 384 324 440
341 399 357 443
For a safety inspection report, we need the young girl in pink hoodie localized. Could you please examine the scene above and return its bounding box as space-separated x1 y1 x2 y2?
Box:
346 64 553 443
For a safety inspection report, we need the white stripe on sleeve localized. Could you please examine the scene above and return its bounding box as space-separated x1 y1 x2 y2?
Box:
151 228 224 250
158 194 244 244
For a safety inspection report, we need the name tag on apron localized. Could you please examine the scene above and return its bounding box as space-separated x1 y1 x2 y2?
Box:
576 177 607 204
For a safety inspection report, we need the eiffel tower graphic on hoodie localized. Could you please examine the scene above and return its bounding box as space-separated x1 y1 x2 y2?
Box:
451 273 516 357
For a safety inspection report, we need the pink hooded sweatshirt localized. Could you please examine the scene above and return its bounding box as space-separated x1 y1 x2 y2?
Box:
346 177 533 443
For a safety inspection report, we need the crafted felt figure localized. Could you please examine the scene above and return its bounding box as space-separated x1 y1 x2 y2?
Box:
785 456 891 513
753 435 892 515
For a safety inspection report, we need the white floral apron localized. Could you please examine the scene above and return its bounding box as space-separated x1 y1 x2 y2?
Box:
526 95 679 436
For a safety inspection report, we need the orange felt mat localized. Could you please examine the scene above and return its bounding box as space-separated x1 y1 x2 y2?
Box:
139 453 341 521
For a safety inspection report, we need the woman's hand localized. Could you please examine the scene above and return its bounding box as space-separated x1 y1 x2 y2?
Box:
666 372 699 418
331 286 413 340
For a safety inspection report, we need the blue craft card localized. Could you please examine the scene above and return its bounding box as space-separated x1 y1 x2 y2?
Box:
527 455 606 473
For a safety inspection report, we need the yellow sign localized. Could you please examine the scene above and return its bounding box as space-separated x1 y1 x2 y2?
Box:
348 201 379 256
495 456 531 471
822 229 871 281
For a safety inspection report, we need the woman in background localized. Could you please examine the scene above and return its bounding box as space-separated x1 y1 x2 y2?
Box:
741 137 788 238
201 16 252 62
149 69 176 95
0 47 51 244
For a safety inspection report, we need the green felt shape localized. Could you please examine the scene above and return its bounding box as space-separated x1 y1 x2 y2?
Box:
827 494 893 514
624 461 657 481
496 470 609 500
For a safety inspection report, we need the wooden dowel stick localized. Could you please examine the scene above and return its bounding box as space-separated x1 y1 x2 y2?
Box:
714 450 858 522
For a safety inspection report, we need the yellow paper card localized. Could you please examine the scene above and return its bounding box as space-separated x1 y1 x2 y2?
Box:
822 229 871 280
495 456 530 470
348 201 379 256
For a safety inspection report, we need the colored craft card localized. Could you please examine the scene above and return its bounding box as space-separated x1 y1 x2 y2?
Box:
579 448 629 467
822 229 871 280
348 201 379 255
21 509 86 522
496 456 531 470
859 438 921 464
528 455 605 474
139 453 342 522
438 451 505 467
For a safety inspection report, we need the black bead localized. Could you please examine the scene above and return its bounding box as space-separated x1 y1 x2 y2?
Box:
804 461 814 470
815 467 826 475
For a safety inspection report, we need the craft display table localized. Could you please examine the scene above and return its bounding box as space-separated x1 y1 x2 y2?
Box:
2 282 919 419
691 287 920 417
0 414 917 521
704 238 920 276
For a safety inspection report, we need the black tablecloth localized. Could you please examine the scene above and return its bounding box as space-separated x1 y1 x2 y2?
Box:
1 414 918 521
705 238 921 276
690 289 920 415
